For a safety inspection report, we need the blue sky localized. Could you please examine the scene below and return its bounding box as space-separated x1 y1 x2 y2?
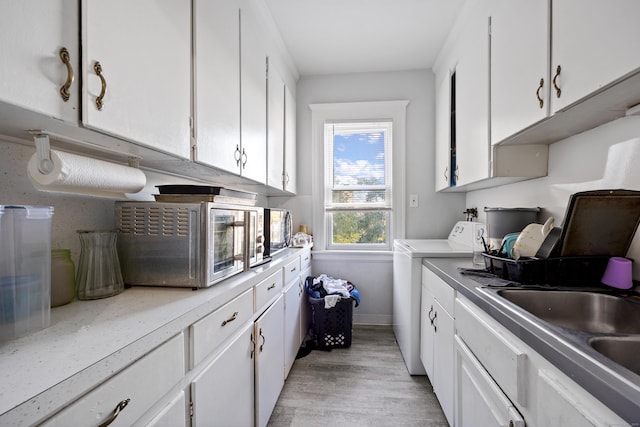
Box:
333 131 385 186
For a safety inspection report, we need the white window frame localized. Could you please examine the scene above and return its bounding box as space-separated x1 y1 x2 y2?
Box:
310 101 408 251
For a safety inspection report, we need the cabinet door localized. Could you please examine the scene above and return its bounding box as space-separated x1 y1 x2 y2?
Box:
191 323 255 427
284 277 302 378
455 335 525 427
267 61 285 189
433 299 454 426
434 70 452 191
551 0 640 112
0 0 79 123
491 0 549 144
240 3 268 184
420 282 435 378
455 2 491 186
300 265 312 344
193 0 241 174
283 85 297 193
81 0 190 158
255 296 285 427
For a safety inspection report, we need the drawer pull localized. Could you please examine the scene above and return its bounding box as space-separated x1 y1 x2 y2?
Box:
59 47 74 102
259 328 265 352
94 61 107 111
98 398 130 427
290 266 297 273
267 283 276 291
221 311 239 326
250 332 256 359
234 144 241 166
535 77 544 108
552 65 562 98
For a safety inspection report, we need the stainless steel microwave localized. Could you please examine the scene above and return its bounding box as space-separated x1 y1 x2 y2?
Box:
115 202 264 288
264 208 292 258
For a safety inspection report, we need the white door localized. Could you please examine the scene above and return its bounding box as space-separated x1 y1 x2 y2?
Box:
434 70 452 191
0 0 79 123
551 0 640 112
283 84 297 193
455 1 491 186
193 0 241 174
81 0 191 159
420 282 435 378
284 277 302 378
267 60 285 190
490 0 550 144
240 3 268 184
432 300 455 426
191 323 255 427
255 296 285 427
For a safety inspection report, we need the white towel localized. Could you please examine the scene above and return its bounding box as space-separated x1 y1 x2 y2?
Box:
324 294 341 309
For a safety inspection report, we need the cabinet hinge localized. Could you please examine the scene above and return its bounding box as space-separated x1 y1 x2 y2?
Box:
191 144 198 161
189 400 194 418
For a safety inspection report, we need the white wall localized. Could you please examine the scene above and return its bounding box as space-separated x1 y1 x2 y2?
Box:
466 115 640 280
270 70 466 325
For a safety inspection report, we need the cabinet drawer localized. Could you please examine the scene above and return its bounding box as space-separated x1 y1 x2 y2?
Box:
43 333 185 427
191 288 254 367
300 249 311 273
284 256 301 285
422 266 455 315
255 270 283 312
455 296 527 407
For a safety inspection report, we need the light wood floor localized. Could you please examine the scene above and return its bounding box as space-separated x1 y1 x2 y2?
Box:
268 325 449 427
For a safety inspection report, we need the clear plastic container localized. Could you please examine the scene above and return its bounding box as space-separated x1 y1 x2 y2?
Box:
76 230 124 300
0 205 54 341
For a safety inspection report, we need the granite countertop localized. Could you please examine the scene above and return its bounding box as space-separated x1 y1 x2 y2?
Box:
423 258 640 425
0 247 309 425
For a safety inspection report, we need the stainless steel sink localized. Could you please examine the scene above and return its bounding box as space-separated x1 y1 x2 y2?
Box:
496 289 640 334
589 336 640 376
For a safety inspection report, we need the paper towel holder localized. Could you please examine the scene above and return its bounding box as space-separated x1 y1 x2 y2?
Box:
33 133 54 174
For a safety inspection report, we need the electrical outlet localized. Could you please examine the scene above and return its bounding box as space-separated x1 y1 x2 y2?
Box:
409 194 418 208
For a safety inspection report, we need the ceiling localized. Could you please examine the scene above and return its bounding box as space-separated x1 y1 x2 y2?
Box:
263 0 467 77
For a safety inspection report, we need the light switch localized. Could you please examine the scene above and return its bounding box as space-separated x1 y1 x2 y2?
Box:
409 194 418 208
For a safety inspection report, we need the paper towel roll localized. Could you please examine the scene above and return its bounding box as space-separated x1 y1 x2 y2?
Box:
28 150 146 199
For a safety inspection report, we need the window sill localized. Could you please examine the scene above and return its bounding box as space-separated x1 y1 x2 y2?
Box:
311 250 393 262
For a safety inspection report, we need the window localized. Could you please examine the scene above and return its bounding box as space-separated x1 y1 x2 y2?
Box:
324 121 392 249
310 101 407 251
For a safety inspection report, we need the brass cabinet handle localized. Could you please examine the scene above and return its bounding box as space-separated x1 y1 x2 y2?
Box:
234 144 241 166
250 332 255 359
221 311 239 326
552 65 562 98
98 398 130 427
259 328 265 352
536 78 544 108
94 61 107 111
59 47 74 102
241 148 248 169
454 165 459 182
443 166 448 183
267 283 276 291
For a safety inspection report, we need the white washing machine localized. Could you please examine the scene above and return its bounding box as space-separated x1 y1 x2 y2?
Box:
392 221 486 375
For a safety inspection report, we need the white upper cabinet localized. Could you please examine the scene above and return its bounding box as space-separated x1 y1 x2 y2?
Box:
434 70 452 192
551 0 640 112
490 0 549 145
283 84 297 193
240 2 268 184
267 60 286 189
193 0 242 174
81 0 191 159
455 1 491 187
0 0 79 123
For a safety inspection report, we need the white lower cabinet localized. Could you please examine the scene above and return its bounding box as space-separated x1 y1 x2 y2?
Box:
42 333 185 426
284 275 303 378
455 335 525 427
191 322 255 427
454 293 629 427
255 296 285 427
420 267 455 425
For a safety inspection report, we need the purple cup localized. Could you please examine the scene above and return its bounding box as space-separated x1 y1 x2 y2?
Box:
601 257 633 289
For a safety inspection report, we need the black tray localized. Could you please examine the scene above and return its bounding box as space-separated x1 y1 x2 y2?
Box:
483 252 610 286
156 185 256 200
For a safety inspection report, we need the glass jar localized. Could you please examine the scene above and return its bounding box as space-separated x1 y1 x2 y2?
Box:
51 249 75 307
76 230 124 300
